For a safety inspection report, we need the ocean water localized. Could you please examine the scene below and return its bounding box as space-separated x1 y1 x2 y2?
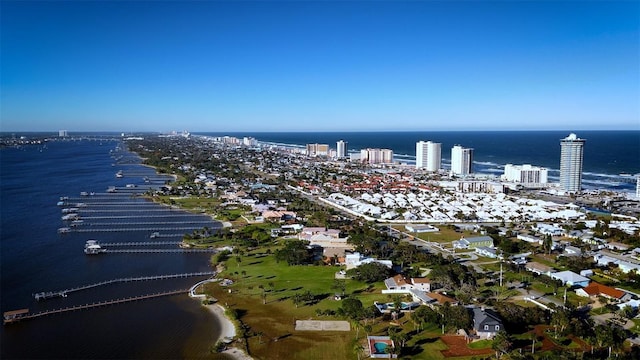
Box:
1 140 221 359
199 130 640 193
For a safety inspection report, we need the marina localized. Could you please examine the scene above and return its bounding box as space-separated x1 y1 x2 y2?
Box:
2 139 223 359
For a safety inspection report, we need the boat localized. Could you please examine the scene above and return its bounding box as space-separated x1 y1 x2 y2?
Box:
58 227 71 234
62 208 79 214
80 191 89 196
84 240 104 255
116 171 124 178
107 186 117 193
62 213 79 221
150 232 160 239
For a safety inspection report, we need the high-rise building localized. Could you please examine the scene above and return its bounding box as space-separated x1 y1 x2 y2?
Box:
636 176 639 199
242 137 257 146
58 130 68 137
306 143 329 157
503 164 548 185
416 141 442 171
451 145 474 175
360 148 393 164
560 133 585 193
336 140 348 159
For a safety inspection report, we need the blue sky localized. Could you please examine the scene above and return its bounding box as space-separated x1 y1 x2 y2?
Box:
1 1 638 132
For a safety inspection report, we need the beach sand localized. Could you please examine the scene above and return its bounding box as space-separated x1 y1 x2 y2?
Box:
204 303 253 360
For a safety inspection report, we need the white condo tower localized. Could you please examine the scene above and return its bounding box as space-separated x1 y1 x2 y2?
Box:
560 133 585 193
451 145 474 175
336 140 347 159
416 141 442 171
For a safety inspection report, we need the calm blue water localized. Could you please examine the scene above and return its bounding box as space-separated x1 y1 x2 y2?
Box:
1 140 221 359
199 131 640 193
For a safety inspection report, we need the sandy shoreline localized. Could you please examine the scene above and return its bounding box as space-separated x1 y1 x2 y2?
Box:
203 303 253 360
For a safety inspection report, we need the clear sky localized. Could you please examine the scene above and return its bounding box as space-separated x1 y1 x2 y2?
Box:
1 1 638 132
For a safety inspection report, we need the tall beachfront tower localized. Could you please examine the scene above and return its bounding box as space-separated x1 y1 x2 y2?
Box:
560 133 585 193
451 145 474 175
416 141 442 171
336 140 348 159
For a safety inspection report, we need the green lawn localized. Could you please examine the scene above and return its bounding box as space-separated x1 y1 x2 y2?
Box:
467 339 492 349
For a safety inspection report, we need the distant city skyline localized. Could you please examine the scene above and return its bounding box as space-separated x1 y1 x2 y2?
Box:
1 1 638 132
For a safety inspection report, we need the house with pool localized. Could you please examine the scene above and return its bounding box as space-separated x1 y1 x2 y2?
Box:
367 336 396 358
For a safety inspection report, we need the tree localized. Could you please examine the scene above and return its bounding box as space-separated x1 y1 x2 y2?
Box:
593 324 614 348
274 239 312 265
332 279 347 296
292 293 302 308
551 308 570 336
346 262 391 283
341 298 364 321
411 306 439 331
492 331 513 359
353 342 364 360
619 305 636 320
543 234 553 255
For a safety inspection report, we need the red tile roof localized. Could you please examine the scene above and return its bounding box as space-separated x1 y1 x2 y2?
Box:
581 282 624 299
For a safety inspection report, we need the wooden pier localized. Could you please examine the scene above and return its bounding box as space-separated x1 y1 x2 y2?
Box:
6 290 188 324
104 248 217 254
72 227 205 233
34 272 215 300
99 241 183 247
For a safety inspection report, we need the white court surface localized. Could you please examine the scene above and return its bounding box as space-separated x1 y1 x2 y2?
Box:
295 320 351 331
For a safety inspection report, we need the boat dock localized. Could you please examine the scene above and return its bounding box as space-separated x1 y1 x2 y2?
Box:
74 227 207 233
34 271 215 300
5 290 188 325
98 241 183 247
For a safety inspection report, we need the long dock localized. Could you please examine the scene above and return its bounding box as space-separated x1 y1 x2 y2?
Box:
34 272 215 300
104 248 217 254
71 227 205 233
99 241 183 247
6 290 188 324
79 215 203 220
83 221 214 226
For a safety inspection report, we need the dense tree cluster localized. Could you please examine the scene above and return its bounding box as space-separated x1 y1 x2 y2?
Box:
346 262 392 283
274 239 313 265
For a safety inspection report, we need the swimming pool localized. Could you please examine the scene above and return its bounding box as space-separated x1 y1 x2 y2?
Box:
374 342 388 353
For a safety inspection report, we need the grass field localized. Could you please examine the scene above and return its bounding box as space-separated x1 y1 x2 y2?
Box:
203 248 490 359
392 225 478 244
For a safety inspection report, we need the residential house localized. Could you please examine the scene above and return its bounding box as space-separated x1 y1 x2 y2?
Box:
607 242 630 252
472 308 504 339
367 336 396 358
576 282 625 300
525 262 555 276
345 252 393 270
475 246 501 259
517 234 543 245
426 292 458 306
594 254 640 274
534 223 565 236
550 270 590 287
404 224 439 233
563 245 582 257
453 236 494 250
